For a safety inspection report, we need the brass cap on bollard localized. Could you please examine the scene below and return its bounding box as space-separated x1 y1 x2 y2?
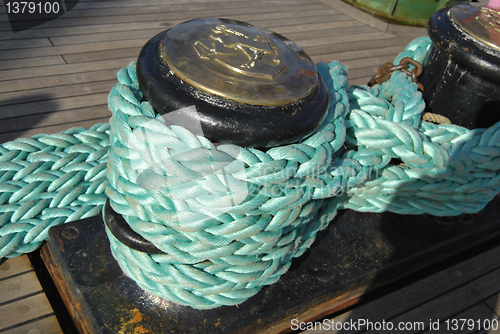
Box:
419 3 500 129
161 18 318 106
451 3 500 51
136 18 329 148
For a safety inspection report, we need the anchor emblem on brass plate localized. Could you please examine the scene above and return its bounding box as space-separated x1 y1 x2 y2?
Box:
451 3 500 50
476 6 500 33
193 24 284 80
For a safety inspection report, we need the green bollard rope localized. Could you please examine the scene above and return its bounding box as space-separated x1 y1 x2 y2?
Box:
1 37 499 309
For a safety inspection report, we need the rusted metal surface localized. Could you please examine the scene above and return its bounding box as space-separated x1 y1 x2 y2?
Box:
42 235 95 334
41 196 500 334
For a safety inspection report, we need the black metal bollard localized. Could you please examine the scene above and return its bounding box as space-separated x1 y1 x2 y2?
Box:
136 18 329 148
105 18 330 253
420 3 500 129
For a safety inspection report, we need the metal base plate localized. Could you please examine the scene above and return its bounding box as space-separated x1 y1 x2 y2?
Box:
42 197 500 334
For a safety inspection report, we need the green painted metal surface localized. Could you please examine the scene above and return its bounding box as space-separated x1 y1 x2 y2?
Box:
342 0 475 27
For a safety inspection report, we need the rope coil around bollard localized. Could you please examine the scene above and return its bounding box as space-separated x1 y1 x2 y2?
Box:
1 37 500 309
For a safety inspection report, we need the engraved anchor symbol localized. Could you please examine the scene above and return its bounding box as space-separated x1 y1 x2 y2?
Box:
476 7 500 33
194 24 283 79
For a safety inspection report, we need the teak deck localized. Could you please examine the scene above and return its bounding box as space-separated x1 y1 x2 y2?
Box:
0 0 426 143
0 0 499 333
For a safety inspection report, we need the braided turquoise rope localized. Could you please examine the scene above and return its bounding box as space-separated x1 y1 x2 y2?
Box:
1 37 499 309
0 125 110 258
104 60 350 308
343 37 500 215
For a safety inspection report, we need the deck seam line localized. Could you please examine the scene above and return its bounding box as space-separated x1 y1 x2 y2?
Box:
0 291 44 308
0 313 57 334
374 263 500 325
0 270 34 282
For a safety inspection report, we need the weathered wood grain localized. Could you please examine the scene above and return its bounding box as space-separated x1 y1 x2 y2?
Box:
306 245 500 333
0 272 43 304
2 316 63 334
0 256 33 280
0 293 55 331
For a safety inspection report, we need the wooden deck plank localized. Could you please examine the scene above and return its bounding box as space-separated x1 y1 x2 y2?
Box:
0 104 110 133
343 55 398 70
485 294 500 317
0 21 167 40
0 118 111 144
311 45 406 64
0 39 146 61
0 93 109 119
0 0 311 20
0 17 353 61
62 48 141 64
2 315 63 334
60 21 369 65
303 245 500 333
258 15 349 31
0 294 55 331
298 32 395 48
0 56 66 71
268 19 364 35
420 303 498 334
319 0 389 32
0 272 43 304
64 1 320 16
0 256 33 280
0 8 338 41
478 327 500 333
68 0 310 8
47 13 354 47
0 3 331 32
305 37 414 57
77 11 341 34
0 80 116 107
366 269 500 333
0 38 53 50
349 76 374 86
1 58 135 82
348 66 384 80
64 2 331 20
48 28 166 46
0 68 128 94
63 47 142 64
53 1 325 19
0 256 62 333
281 25 379 43
387 22 430 39
43 22 375 65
